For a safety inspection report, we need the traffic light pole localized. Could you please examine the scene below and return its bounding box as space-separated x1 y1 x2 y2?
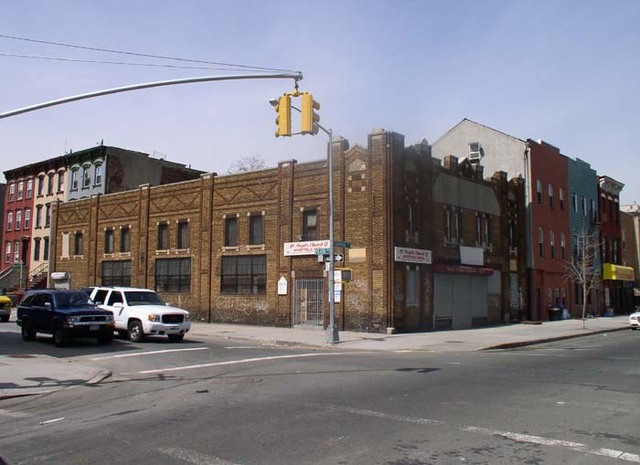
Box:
1 72 303 119
324 125 339 343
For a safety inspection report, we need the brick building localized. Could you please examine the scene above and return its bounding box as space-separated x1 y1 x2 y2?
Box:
599 176 634 313
2 145 203 291
50 129 524 333
432 120 574 320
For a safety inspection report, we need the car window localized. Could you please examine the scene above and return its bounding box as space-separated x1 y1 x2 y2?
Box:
106 291 124 306
94 289 109 305
55 292 90 308
41 294 52 308
124 291 165 306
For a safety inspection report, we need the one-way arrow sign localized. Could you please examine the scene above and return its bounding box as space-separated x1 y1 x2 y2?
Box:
334 254 343 262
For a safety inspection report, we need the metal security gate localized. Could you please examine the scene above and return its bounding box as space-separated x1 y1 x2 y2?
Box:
293 278 324 327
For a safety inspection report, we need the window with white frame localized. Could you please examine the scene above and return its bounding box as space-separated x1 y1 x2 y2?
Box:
24 208 30 229
70 169 79 190
5 242 11 264
536 180 542 204
550 230 555 259
572 192 578 212
13 240 19 263
8 183 15 202
26 179 33 198
17 181 24 200
95 164 103 186
15 210 22 230
548 184 553 208
6 212 12 231
82 166 91 188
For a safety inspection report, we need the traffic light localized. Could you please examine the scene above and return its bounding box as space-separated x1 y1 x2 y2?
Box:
300 92 320 135
274 94 292 137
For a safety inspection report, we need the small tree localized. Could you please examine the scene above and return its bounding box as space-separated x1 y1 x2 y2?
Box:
227 155 266 174
564 227 602 328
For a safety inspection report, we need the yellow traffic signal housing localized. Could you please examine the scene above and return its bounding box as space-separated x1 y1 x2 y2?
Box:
300 92 320 135
275 94 292 137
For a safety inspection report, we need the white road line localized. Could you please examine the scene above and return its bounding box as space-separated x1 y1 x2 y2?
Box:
158 446 241 465
90 347 209 361
463 426 640 463
313 405 640 463
138 352 362 374
312 404 442 425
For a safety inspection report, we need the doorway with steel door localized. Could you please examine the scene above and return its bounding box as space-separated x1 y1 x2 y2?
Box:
293 278 324 327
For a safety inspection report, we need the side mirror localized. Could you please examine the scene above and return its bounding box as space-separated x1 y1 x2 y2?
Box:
113 302 124 308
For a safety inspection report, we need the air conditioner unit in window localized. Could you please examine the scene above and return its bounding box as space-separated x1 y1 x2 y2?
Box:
468 142 483 163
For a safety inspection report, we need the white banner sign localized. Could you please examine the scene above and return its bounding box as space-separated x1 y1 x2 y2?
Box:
284 240 331 256
394 246 432 264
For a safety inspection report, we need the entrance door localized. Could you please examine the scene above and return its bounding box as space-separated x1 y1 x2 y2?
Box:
293 278 323 327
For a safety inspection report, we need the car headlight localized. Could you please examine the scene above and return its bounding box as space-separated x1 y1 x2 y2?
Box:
67 315 81 323
148 314 161 322
185 313 191 321
105 314 114 322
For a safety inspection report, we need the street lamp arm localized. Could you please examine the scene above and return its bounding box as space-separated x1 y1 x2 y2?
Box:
1 72 303 119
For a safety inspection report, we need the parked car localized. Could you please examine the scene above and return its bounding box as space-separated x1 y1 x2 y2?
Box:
16 289 115 347
630 309 640 330
88 286 191 342
0 292 11 322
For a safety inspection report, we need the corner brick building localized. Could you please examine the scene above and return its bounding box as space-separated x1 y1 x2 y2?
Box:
50 129 524 333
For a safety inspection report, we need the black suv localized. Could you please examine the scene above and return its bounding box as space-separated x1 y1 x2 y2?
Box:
17 289 115 347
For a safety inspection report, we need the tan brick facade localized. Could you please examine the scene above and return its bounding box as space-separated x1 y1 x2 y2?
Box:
50 129 525 333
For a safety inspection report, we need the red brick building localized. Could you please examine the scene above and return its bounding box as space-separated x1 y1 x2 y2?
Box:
526 139 571 320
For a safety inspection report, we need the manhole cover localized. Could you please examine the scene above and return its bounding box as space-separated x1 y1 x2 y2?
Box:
8 354 37 358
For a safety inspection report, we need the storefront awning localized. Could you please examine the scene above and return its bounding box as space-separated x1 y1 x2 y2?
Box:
603 263 635 281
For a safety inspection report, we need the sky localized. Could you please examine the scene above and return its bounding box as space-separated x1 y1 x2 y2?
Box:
1 0 639 203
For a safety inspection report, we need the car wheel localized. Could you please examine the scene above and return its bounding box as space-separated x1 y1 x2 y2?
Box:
21 319 36 341
97 332 113 345
168 334 184 343
53 326 68 347
128 320 145 343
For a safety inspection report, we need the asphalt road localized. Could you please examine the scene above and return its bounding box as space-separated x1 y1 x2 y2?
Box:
0 326 639 464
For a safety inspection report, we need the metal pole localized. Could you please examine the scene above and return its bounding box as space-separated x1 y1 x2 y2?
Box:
326 128 338 343
272 101 338 343
1 72 303 120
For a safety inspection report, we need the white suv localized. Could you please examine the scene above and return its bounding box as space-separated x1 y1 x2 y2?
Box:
88 287 191 342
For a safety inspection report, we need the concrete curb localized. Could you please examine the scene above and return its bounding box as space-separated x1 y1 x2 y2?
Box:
481 326 630 350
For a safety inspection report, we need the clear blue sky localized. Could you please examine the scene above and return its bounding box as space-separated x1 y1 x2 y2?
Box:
1 0 638 203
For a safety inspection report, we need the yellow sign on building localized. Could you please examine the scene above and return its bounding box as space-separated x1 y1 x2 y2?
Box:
602 263 635 281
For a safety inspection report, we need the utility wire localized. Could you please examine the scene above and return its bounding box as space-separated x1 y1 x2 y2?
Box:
0 52 262 71
0 33 298 74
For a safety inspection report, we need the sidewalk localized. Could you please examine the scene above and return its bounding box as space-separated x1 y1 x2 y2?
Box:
190 315 630 352
0 316 630 400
